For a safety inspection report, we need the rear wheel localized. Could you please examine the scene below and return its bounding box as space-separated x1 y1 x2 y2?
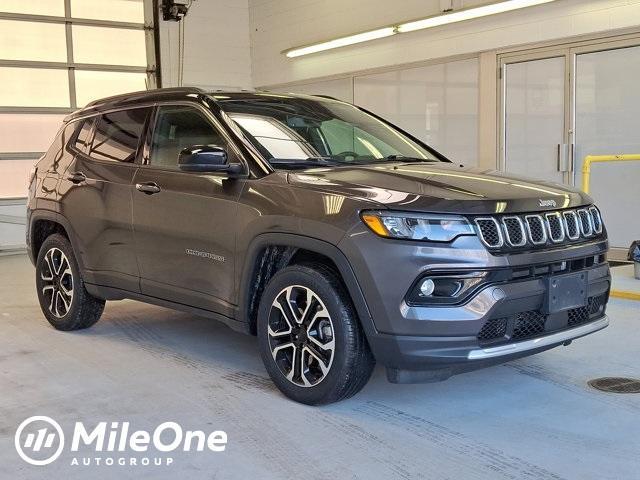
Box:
257 264 375 405
35 234 105 331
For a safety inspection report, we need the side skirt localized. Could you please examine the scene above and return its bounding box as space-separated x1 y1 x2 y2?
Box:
85 283 248 334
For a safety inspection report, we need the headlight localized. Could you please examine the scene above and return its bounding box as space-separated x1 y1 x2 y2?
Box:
361 211 474 242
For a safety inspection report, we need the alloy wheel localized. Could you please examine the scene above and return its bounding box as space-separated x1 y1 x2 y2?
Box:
40 247 74 318
267 285 335 387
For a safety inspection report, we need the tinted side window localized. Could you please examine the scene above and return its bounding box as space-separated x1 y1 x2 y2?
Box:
149 106 226 169
74 118 94 152
89 108 149 162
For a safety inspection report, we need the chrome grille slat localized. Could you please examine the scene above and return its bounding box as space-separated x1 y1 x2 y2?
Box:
502 216 526 247
545 212 565 243
578 209 593 237
563 211 580 240
474 206 603 250
589 206 602 234
475 218 504 248
525 215 547 245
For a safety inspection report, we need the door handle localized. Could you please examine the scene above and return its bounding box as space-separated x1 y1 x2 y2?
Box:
135 182 161 195
67 171 86 184
557 144 570 172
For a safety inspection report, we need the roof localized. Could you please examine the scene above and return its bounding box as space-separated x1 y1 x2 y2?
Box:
64 87 340 122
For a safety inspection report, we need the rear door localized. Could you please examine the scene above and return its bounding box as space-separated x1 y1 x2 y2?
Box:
132 104 244 317
58 107 151 291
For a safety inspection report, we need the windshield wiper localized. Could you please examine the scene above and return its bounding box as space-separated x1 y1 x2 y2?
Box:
378 155 437 163
348 155 438 165
269 157 345 169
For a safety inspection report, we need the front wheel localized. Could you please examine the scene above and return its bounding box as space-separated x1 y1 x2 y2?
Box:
257 264 375 405
35 233 105 331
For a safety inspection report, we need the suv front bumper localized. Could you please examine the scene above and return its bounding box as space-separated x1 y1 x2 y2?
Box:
339 227 610 382
372 315 608 383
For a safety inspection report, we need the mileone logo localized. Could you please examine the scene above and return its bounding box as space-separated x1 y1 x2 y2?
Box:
15 416 227 467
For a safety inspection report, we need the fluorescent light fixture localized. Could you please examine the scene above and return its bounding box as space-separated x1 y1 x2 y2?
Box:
397 0 555 33
284 0 556 57
285 27 396 58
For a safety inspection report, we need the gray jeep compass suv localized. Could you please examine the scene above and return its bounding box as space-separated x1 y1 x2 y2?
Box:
27 87 610 404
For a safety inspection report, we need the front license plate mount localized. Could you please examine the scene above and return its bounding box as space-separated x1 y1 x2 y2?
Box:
545 271 588 314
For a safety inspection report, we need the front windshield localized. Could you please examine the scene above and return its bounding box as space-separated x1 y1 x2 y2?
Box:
216 95 444 168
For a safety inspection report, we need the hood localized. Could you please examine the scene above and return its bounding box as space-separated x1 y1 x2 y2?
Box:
287 162 591 214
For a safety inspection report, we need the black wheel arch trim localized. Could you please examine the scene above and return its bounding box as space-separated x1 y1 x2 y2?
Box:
237 233 377 339
28 209 87 274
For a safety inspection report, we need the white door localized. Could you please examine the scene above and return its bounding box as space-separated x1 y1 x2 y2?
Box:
501 55 569 184
573 43 640 250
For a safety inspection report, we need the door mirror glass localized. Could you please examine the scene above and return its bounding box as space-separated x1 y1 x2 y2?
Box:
178 144 229 172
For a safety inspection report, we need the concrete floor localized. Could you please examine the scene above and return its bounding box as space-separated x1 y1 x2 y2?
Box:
612 264 640 297
1 253 639 480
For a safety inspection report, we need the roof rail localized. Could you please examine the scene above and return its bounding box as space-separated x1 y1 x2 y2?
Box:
312 94 340 101
83 87 208 109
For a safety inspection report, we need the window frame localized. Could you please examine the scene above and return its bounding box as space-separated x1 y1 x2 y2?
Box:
69 104 153 166
88 107 151 164
70 116 96 155
0 0 158 200
140 102 249 177
0 0 157 114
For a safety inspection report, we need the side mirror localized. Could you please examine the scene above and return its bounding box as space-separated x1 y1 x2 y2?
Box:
178 145 241 174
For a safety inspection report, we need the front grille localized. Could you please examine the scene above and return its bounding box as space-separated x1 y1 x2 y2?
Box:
513 311 546 338
477 293 607 344
525 215 546 244
563 211 580 239
578 209 593 236
475 218 503 247
568 294 606 326
567 305 589 326
474 206 604 251
502 217 525 246
478 317 508 341
589 206 602 233
546 213 564 242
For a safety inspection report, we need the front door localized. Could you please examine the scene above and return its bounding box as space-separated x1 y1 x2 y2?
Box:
132 104 244 317
501 54 569 184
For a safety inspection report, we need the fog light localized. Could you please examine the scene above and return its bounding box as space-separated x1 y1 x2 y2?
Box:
408 272 489 305
419 278 435 297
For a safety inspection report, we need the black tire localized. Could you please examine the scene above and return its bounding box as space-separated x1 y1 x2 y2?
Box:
35 233 105 331
257 264 375 405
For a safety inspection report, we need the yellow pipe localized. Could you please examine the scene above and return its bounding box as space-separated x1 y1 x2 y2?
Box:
582 154 640 193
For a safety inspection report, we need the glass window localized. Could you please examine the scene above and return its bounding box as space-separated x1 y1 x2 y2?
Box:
74 118 95 152
220 96 439 168
0 20 67 62
0 114 66 153
70 0 144 23
75 70 148 107
0 159 39 199
72 26 147 67
150 106 226 169
89 108 149 162
0 67 69 108
0 0 64 16
575 46 640 249
354 58 479 166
